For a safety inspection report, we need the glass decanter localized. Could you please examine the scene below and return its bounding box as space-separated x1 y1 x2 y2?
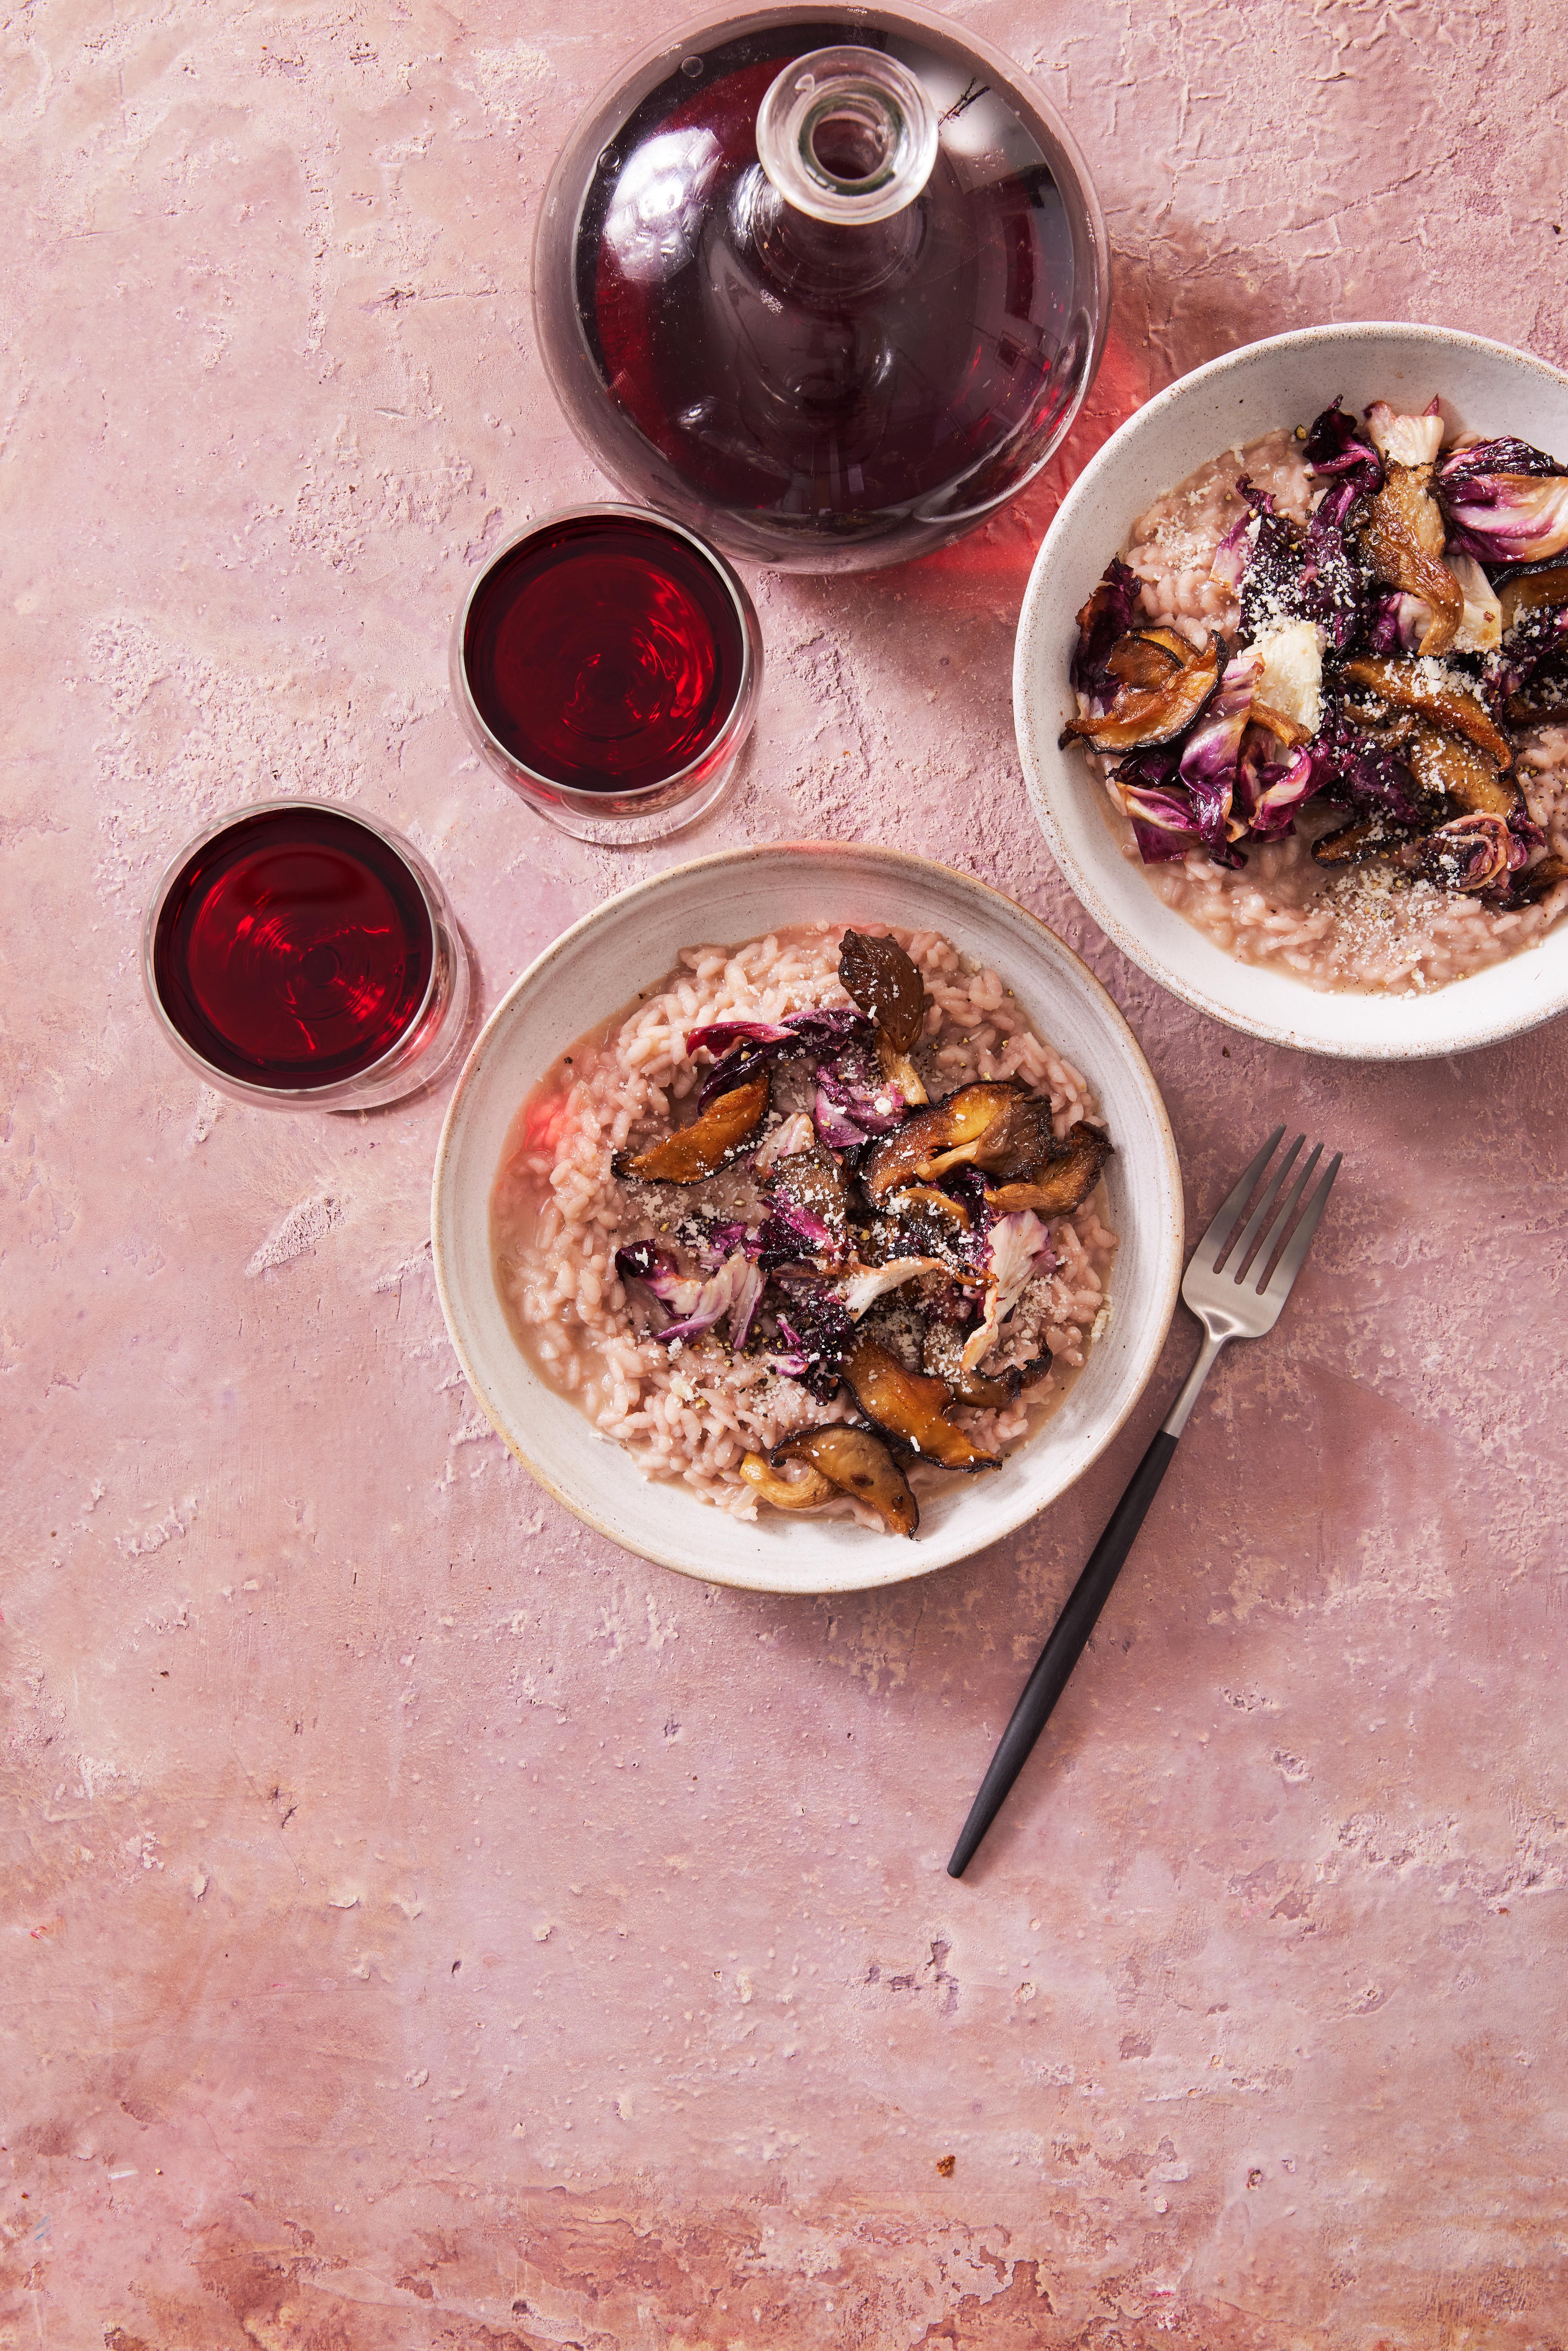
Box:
534 3 1108 572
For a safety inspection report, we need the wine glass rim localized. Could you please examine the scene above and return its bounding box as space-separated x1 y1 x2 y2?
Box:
450 501 761 807
139 795 449 1106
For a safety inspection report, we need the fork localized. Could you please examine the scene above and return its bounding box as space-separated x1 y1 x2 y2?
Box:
947 1126 1341 1880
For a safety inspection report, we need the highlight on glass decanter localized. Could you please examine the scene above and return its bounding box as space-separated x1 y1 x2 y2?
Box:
534 2 1109 572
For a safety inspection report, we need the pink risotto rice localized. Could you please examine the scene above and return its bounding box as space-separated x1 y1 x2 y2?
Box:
490 925 1118 1528
1096 427 1568 994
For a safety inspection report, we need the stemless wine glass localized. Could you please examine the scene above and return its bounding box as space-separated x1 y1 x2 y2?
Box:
142 798 471 1112
449 503 763 845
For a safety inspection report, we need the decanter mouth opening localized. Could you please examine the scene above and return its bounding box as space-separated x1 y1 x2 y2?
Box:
755 45 939 225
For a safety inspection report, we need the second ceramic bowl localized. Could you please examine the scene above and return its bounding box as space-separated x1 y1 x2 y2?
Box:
432 844 1184 1595
1015 321 1568 1060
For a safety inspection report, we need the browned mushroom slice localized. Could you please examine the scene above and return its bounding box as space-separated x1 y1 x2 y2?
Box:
1404 724 1521 820
1105 629 1186 689
984 1120 1113 1217
862 1084 1054 1205
771 1425 919 1538
1498 560 1568 634
739 1452 836 1511
886 1185 971 1231
838 929 927 1053
922 1321 1014 1409
1310 814 1411 868
1341 655 1514 771
770 1144 849 1238
1501 852 1568 908
1362 465 1463 655
842 1338 1002 1473
1061 632 1220 753
621 1074 769 1184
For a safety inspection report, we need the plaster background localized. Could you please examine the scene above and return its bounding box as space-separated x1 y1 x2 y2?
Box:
4 1 1567 2344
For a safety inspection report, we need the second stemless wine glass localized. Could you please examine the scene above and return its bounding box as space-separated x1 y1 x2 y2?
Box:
142 799 470 1112
532 3 1109 572
449 503 762 845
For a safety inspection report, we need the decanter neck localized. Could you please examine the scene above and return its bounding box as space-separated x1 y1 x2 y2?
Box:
755 45 938 227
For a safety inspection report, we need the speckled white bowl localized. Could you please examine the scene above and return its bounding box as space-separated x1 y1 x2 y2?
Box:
1015 322 1568 1059
432 845 1183 1595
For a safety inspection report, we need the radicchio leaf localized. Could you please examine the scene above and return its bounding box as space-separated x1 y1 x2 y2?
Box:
1177 653 1257 862
1111 743 1204 864
1302 398 1384 494
655 1250 760 1346
1438 439 1568 567
812 1033 906 1145
768 1284 853 1400
960 1210 1056 1374
1234 738 1331 840
1410 813 1520 894
1313 700 1426 825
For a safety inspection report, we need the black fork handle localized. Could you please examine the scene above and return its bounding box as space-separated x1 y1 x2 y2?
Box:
946 1428 1180 1878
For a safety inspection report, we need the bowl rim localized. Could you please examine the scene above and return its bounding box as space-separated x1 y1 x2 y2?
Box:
1014 319 1568 1060
430 841 1185 1592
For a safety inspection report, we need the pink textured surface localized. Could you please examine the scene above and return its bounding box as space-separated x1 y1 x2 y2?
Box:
4 3 1567 2344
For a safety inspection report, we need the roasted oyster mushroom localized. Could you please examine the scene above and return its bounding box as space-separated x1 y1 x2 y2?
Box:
862 1083 1054 1205
770 1143 849 1239
770 1424 920 1538
984 1122 1113 1218
1061 629 1220 754
838 929 926 1053
1310 814 1414 868
739 1452 835 1511
885 1184 972 1232
922 1321 1017 1409
1500 852 1568 908
839 929 930 1108
1404 723 1521 820
619 1073 769 1184
1340 655 1514 771
1499 560 1568 633
842 1338 1002 1473
1361 465 1462 655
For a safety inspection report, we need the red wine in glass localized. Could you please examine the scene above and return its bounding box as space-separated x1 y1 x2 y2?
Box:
461 511 747 792
150 804 436 1091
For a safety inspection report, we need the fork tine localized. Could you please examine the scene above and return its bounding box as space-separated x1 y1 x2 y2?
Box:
1250 1143 1321 1291
1204 1125 1284 1266
1220 1132 1304 1276
1262 1152 1342 1302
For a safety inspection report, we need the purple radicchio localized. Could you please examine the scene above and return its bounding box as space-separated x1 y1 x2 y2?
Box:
688 1007 868 1110
1302 398 1384 496
811 1031 906 1148
960 1210 1056 1374
1312 700 1425 825
756 1194 839 1268
1210 505 1253 592
615 1238 764 1349
1236 475 1368 652
1176 653 1257 863
1410 813 1527 895
1069 557 1144 715
1437 438 1568 568
767 1280 853 1400
1234 738 1331 840
1112 743 1205 865
1496 601 1568 710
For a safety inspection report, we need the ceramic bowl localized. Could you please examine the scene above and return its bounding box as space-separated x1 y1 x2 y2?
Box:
1015 321 1568 1060
431 844 1184 1596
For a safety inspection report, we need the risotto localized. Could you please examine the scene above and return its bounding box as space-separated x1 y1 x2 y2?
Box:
1062 397 1568 993
490 924 1118 1536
